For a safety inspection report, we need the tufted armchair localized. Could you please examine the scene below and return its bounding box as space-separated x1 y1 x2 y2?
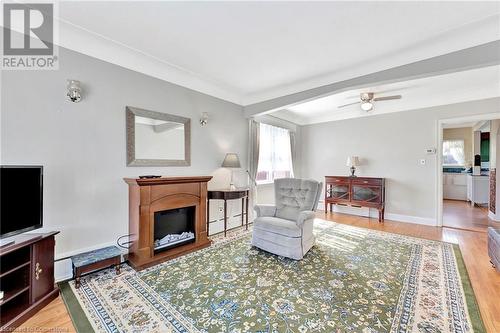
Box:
251 178 322 260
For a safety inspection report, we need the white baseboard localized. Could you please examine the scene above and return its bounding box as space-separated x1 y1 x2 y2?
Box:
318 202 436 226
383 213 436 226
488 210 500 222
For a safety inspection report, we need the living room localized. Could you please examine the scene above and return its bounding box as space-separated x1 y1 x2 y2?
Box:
1 1 499 332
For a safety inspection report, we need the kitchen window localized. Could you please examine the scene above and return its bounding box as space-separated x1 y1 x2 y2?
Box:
256 123 294 184
443 139 465 166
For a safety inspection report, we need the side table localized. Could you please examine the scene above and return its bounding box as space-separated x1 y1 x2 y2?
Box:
208 189 249 236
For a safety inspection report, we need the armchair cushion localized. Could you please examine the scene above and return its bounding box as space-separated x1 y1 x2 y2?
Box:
296 211 316 227
253 216 302 238
254 204 277 218
274 178 321 221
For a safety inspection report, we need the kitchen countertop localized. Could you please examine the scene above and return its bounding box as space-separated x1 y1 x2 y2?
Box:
443 172 489 177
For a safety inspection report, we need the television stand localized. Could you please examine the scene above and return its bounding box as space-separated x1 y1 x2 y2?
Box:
0 231 59 330
0 240 14 248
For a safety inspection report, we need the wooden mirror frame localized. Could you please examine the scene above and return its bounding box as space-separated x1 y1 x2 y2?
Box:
126 106 191 166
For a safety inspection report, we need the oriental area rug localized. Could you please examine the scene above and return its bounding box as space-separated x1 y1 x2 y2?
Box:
60 220 485 333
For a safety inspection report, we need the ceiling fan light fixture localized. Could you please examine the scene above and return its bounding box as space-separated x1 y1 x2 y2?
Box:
360 101 373 111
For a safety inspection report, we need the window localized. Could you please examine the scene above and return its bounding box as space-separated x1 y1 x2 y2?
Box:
256 123 293 184
443 140 465 166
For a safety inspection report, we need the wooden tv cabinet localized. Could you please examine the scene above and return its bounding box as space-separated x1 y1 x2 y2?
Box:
0 231 59 330
325 176 385 222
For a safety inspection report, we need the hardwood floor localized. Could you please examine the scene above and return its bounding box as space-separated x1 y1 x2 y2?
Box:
443 199 500 232
16 212 500 333
14 295 74 332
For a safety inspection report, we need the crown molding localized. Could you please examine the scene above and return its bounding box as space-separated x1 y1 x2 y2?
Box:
53 14 499 109
56 19 243 105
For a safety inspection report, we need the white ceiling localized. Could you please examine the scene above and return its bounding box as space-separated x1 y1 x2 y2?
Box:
270 66 500 125
54 1 500 105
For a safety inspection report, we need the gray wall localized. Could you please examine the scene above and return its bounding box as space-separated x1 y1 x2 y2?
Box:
1 47 248 270
299 98 500 223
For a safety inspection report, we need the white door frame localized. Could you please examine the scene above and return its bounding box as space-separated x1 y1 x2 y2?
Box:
436 112 500 227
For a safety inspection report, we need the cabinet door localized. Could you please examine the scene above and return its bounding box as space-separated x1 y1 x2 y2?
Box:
31 236 55 303
352 185 382 203
328 184 350 202
452 174 467 186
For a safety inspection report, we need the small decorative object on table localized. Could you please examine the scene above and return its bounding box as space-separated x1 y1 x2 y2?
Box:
71 246 122 288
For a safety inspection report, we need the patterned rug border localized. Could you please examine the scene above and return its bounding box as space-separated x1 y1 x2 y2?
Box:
58 221 487 333
59 281 94 333
451 244 486 333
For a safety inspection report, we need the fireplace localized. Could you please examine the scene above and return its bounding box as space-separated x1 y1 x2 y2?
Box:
154 206 196 253
124 176 212 270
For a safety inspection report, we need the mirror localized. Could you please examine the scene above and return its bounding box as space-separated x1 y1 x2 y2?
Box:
126 106 191 166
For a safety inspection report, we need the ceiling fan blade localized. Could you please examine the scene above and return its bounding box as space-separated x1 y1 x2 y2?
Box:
338 101 360 108
373 95 402 101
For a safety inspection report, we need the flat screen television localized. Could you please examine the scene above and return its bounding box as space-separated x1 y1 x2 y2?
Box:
0 166 43 238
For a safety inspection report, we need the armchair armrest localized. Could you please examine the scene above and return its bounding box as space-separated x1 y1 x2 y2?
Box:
296 211 316 227
254 204 276 218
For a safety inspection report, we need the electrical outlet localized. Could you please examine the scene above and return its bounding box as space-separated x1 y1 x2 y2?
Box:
419 159 426 165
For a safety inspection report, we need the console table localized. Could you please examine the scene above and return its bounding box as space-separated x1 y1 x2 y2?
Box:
325 176 385 222
208 189 249 236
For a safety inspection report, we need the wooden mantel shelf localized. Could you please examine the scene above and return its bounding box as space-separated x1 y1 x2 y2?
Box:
124 176 213 186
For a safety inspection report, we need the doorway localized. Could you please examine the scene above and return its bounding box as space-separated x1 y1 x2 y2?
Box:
437 113 500 232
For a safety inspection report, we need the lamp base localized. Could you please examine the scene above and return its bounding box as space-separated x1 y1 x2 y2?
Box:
350 166 357 177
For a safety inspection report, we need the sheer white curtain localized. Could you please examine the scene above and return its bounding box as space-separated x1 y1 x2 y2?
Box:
247 119 260 219
289 131 297 176
257 123 293 183
443 140 465 166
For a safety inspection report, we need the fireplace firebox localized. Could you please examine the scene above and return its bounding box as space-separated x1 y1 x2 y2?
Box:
154 206 196 253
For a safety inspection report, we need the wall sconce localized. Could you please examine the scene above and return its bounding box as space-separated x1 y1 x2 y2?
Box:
200 112 209 126
67 80 82 103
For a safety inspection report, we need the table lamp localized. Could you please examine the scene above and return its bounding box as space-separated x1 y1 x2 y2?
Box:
346 156 360 177
221 153 241 189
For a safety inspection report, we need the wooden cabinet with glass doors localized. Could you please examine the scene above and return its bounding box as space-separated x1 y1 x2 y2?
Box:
325 176 385 222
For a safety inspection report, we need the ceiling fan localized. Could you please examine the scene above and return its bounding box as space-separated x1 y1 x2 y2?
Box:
338 92 402 111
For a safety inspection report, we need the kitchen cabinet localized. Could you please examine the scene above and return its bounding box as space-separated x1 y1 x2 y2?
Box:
443 173 467 200
466 175 489 206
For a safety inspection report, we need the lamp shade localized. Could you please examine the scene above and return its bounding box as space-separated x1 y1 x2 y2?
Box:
221 153 241 168
346 156 360 167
